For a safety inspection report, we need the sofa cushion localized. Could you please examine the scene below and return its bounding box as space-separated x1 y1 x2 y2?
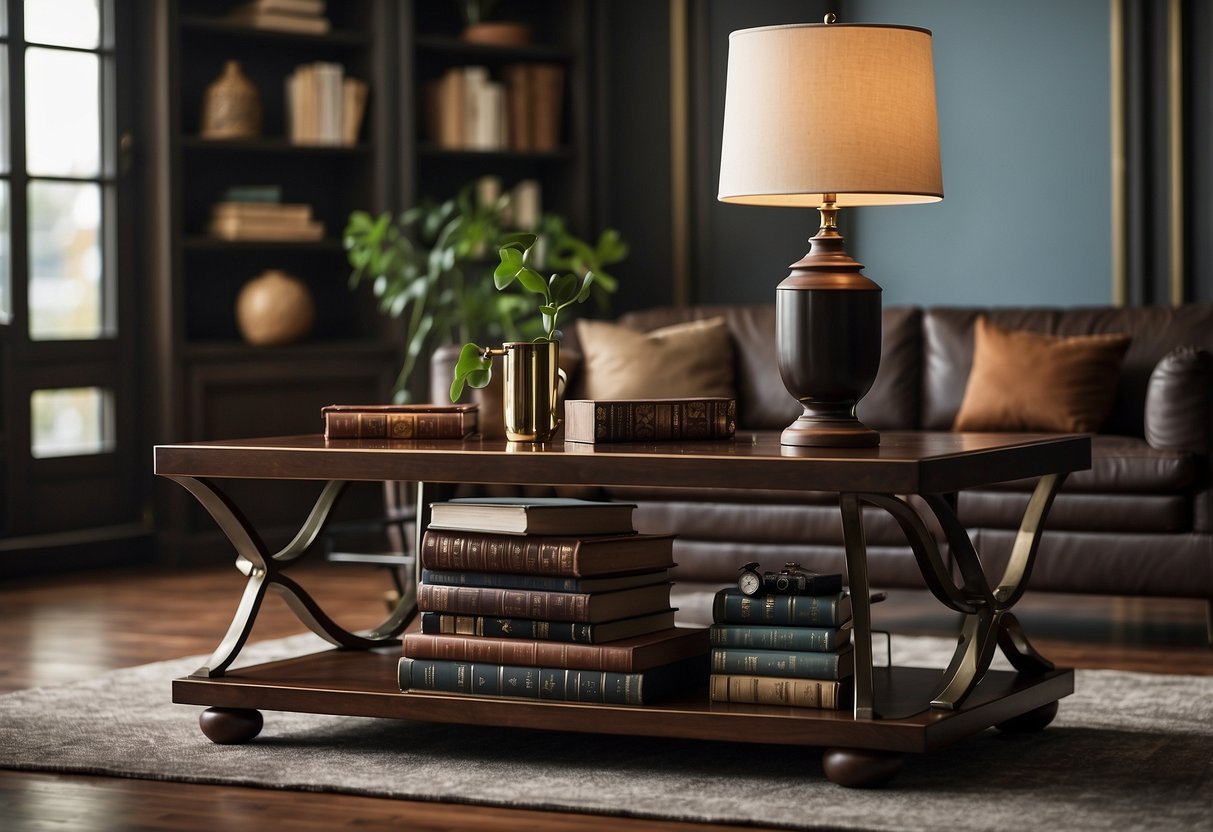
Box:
923 304 1213 434
959 491 1190 534
979 435 1195 493
952 317 1130 433
1144 346 1213 453
575 316 735 400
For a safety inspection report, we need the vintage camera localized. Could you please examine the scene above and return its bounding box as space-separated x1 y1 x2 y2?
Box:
737 561 842 597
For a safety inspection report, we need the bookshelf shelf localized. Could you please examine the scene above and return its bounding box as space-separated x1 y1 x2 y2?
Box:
180 136 371 156
181 236 345 252
179 15 370 48
413 34 574 63
415 144 574 162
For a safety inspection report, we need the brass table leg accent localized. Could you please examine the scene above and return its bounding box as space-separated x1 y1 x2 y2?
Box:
839 493 876 720
847 473 1066 713
167 476 416 677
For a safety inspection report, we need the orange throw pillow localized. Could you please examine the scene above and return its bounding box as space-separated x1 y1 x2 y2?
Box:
952 317 1131 433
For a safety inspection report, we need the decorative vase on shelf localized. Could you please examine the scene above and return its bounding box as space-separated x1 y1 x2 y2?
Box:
201 60 262 140
461 20 532 46
236 269 315 346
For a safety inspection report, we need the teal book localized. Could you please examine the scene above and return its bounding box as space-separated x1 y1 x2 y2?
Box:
398 653 708 705
418 609 677 644
710 645 854 680
711 588 852 628
708 623 851 652
421 568 670 594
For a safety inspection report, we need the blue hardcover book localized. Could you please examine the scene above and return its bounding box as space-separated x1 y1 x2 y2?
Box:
709 645 854 680
708 623 851 652
418 610 677 643
399 653 708 705
711 588 852 628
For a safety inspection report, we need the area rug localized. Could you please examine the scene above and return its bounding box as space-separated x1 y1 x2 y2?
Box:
1 633 1210 831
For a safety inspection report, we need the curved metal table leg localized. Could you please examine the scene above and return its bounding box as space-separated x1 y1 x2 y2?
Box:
166 476 417 677
845 472 1067 714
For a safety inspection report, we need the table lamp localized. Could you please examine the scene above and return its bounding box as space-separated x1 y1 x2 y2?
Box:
718 17 943 447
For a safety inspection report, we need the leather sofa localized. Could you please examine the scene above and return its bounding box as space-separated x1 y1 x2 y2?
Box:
542 303 1213 631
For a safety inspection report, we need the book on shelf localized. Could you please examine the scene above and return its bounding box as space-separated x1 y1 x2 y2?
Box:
527 63 564 152
322 403 478 440
710 674 852 709
398 652 707 705
421 567 669 594
226 3 331 34
712 588 853 628
564 397 737 444
210 201 313 223
429 63 562 152
207 215 325 241
420 609 677 644
421 530 674 578
247 0 326 14
403 623 709 673
708 623 852 652
710 644 854 680
427 497 636 536
286 62 367 146
221 184 282 203
417 581 673 624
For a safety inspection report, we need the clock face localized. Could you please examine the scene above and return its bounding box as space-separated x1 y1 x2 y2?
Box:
738 570 762 596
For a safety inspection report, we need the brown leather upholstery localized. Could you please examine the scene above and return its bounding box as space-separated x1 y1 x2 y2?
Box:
434 302 1213 607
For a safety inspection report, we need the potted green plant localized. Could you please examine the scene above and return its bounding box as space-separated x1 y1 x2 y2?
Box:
449 234 605 441
343 180 626 403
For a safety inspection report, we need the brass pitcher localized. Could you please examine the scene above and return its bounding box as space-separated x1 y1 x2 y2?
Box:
483 341 567 442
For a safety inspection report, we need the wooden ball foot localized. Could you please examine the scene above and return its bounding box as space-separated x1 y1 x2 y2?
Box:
822 747 904 788
995 700 1059 733
199 707 264 744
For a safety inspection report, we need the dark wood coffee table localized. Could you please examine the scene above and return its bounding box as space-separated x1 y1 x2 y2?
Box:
155 430 1089 787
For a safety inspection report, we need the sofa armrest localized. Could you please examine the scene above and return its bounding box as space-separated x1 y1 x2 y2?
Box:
1144 346 1212 453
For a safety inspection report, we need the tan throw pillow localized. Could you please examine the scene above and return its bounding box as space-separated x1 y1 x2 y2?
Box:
575 316 735 400
953 317 1131 433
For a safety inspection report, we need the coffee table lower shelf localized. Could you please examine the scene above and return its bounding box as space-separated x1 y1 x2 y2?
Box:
173 646 1073 778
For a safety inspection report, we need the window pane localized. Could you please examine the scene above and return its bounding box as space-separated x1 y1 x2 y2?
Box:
0 182 9 325
24 0 98 49
26 47 99 177
31 387 114 459
29 180 102 339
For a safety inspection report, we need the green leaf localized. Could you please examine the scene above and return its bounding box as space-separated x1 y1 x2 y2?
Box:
450 342 494 401
515 267 549 296
575 271 595 303
548 273 577 305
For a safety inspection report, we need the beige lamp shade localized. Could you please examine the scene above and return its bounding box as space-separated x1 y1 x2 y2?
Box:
718 23 943 208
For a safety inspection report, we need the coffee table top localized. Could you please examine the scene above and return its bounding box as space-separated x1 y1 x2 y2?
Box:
154 431 1090 495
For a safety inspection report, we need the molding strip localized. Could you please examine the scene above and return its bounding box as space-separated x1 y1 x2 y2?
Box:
669 0 690 306
1110 0 1127 307
1169 0 1185 305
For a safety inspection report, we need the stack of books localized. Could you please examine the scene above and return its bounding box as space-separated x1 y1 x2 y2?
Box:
398 497 710 705
707 581 855 709
207 200 324 241
423 62 564 153
225 0 331 35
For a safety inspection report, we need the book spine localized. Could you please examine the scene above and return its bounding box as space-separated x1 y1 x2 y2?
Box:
422 568 581 592
399 657 646 704
403 632 635 672
712 590 849 627
420 611 597 643
709 674 849 708
710 647 850 680
708 624 848 652
323 410 472 439
418 583 591 622
421 530 583 576
567 399 736 443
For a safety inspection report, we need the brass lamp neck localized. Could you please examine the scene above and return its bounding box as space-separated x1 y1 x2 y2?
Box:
815 195 841 240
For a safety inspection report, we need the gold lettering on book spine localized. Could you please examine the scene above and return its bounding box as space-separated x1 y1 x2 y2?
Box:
386 413 416 438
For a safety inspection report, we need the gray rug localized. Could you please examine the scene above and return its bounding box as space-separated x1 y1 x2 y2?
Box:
0 632 1210 831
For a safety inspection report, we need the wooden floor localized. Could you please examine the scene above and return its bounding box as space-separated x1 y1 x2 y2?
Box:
1 560 1210 831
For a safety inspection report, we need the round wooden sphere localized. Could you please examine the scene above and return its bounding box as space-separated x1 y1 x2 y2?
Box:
236 269 315 345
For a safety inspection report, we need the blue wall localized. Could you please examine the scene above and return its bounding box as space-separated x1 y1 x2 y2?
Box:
846 0 1112 307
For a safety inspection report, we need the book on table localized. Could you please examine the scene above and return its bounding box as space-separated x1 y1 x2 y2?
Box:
399 652 707 706
564 397 737 444
428 497 637 536
322 403 478 439
420 529 674 578
403 619 709 673
711 587 852 628
709 674 853 709
708 622 851 652
421 567 670 594
419 609 678 644
417 581 673 623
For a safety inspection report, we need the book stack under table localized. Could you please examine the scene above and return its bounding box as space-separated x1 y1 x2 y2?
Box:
398 498 710 705
708 587 855 709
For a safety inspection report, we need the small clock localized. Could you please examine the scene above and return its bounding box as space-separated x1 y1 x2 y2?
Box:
737 561 764 596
